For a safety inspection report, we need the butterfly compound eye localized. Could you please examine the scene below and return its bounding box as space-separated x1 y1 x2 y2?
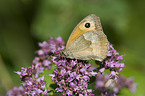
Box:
85 23 90 28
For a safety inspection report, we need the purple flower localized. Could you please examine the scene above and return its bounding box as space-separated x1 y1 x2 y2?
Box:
95 74 136 96
7 37 136 96
16 65 36 81
98 43 125 80
116 76 137 93
38 37 65 54
7 86 25 96
23 75 49 96
8 37 65 96
50 59 97 96
33 37 65 71
105 43 124 69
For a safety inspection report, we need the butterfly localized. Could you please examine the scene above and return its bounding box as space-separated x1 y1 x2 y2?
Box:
63 14 108 61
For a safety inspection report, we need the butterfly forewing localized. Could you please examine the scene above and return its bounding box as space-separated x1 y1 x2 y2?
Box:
64 14 108 61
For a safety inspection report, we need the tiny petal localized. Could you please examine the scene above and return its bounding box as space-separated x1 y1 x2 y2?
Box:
15 71 21 75
96 81 104 87
90 71 97 76
37 50 44 55
99 68 105 73
43 60 51 66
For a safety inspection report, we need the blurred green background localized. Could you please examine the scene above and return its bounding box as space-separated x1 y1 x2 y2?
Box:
0 0 145 95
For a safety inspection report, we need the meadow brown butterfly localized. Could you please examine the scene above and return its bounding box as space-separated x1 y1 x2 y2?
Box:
63 14 108 61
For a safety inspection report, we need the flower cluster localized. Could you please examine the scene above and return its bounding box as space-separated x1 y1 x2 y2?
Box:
7 37 136 96
16 65 36 81
23 75 48 96
7 37 65 96
33 37 65 78
14 63 49 96
98 43 125 80
50 59 97 96
7 86 25 96
95 74 136 96
106 43 124 69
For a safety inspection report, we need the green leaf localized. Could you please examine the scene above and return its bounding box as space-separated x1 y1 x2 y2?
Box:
39 63 57 91
88 60 98 68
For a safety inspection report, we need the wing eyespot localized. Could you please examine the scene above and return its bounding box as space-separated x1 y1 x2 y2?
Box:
85 23 90 28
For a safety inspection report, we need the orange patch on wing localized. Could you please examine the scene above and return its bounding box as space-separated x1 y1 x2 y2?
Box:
66 26 95 48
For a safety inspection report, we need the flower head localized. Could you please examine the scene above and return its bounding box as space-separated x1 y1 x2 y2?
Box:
98 43 125 80
95 74 136 96
7 37 136 96
50 59 97 96
8 37 65 96
7 86 25 96
105 43 124 70
23 76 49 96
